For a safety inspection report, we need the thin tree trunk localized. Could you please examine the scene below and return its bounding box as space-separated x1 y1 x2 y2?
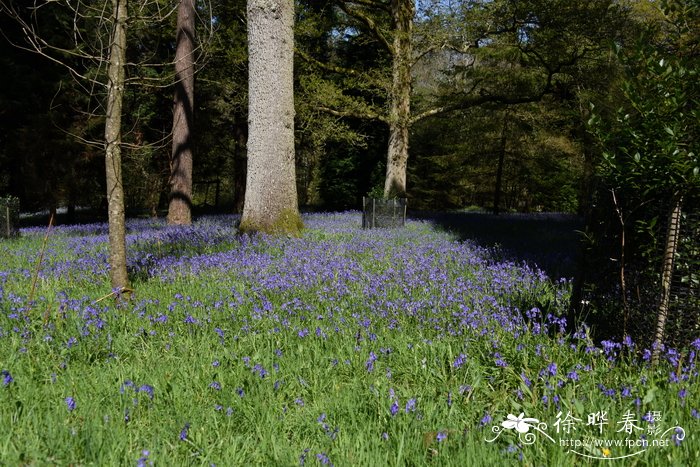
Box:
240 0 302 234
383 0 413 198
652 196 683 365
233 122 247 214
493 109 509 215
167 0 196 225
104 0 129 291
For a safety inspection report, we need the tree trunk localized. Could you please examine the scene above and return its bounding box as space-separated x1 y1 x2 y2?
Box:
167 0 196 225
104 0 129 291
493 110 509 215
652 196 683 365
233 122 247 214
383 0 413 198
240 0 302 235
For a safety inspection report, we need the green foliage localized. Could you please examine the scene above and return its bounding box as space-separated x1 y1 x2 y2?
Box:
581 0 699 345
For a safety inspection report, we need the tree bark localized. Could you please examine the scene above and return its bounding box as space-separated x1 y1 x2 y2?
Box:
167 0 196 225
493 109 510 215
233 122 247 214
383 0 414 198
104 0 129 291
240 0 302 235
652 197 683 365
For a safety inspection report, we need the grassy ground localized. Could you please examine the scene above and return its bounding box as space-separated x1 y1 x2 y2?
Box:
1 212 697 465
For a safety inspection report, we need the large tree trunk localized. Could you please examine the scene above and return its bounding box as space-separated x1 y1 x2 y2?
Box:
104 0 129 291
383 0 414 198
167 0 196 225
240 0 302 234
652 196 683 365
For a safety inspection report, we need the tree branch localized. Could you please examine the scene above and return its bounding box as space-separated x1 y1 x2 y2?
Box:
318 105 388 123
337 1 393 54
346 0 390 12
410 79 552 125
296 47 361 77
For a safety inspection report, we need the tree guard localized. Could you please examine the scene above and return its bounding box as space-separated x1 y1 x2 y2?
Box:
0 196 20 239
362 197 407 229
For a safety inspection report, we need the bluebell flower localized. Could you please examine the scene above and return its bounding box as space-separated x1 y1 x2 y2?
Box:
436 431 447 442
65 396 76 412
316 453 332 465
138 385 154 399
390 401 399 416
405 398 416 413
179 423 190 441
137 450 151 467
1 370 12 387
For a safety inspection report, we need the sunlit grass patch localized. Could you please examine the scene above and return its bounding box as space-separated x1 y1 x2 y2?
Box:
1 212 697 465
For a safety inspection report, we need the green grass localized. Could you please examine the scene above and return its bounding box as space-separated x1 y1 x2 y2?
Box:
1 213 698 466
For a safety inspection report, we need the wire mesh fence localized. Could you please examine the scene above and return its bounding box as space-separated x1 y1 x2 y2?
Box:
362 197 407 229
0 196 19 239
579 193 700 350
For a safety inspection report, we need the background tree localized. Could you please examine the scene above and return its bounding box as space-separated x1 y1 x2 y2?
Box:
168 0 197 225
298 0 624 201
583 0 699 351
240 0 302 234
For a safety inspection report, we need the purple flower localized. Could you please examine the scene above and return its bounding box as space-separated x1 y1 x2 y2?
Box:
453 353 467 368
480 412 492 426
405 398 416 413
252 364 268 378
547 362 557 377
316 453 333 465
138 385 154 399
672 427 684 446
179 422 190 441
299 448 310 465
1 370 12 387
210 381 221 390
65 396 76 412
436 431 447 442
137 450 151 467
236 388 245 397
365 351 377 372
390 401 399 416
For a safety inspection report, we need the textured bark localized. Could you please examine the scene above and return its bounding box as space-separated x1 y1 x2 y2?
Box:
167 0 196 225
240 0 302 234
104 0 129 290
383 0 414 198
652 197 683 365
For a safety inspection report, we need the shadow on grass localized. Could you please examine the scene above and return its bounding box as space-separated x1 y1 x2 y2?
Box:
411 210 584 280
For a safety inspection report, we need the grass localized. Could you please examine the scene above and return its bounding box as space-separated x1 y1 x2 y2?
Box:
0 212 698 465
